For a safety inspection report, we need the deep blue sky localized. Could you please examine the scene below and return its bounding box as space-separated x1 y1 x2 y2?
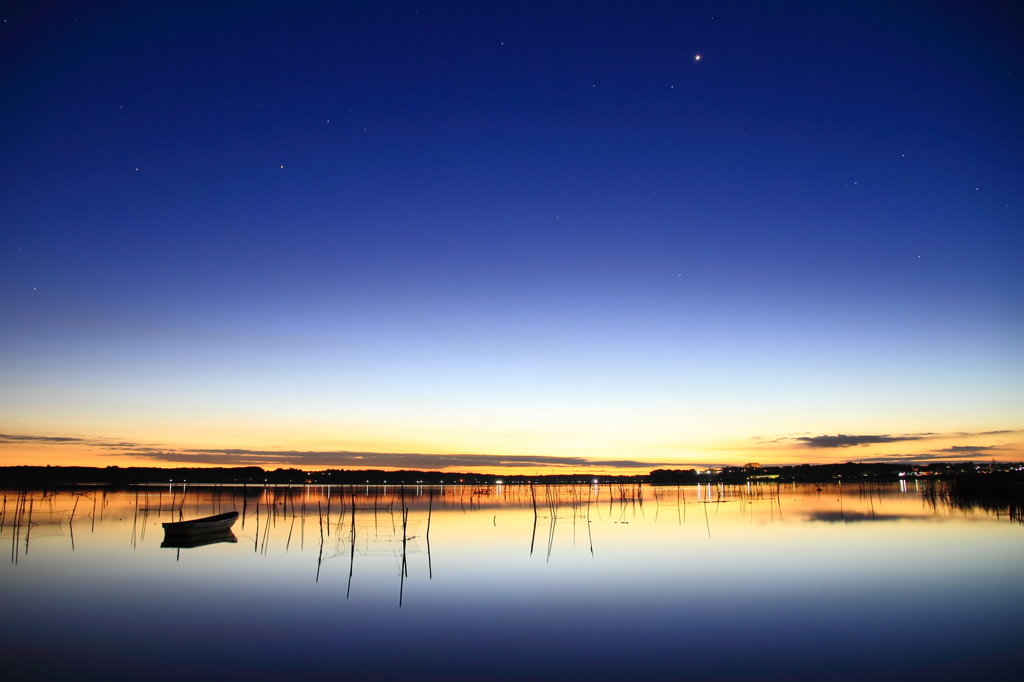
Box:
2 1 1022 467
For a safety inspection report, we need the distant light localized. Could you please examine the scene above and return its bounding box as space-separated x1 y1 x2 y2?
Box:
695 55 701 60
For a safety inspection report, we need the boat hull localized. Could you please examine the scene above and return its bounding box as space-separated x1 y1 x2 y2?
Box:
162 511 239 535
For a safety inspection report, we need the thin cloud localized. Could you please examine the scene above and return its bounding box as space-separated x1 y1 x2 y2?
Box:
846 452 996 463
0 433 90 444
937 445 999 453
758 428 1022 449
0 432 148 449
2 430 665 470
114 448 664 470
796 434 925 448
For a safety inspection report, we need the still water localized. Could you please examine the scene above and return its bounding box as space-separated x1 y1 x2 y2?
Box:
1 482 1021 680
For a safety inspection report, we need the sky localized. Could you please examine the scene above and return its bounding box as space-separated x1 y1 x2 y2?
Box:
1 1 1022 471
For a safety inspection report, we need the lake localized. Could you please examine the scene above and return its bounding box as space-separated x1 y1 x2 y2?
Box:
1 481 1021 680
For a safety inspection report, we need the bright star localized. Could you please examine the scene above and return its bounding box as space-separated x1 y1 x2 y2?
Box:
695 55 701 60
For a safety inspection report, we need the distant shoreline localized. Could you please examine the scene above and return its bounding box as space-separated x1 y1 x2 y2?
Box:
0 462 1019 486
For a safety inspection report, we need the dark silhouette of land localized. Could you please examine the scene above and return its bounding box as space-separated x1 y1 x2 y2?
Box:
650 460 1019 484
0 460 1019 487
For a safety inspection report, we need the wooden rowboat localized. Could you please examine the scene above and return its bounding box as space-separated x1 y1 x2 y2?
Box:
161 530 238 549
162 511 239 535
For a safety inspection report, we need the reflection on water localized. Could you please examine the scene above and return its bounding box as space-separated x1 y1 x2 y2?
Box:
1 482 1022 680
161 530 237 550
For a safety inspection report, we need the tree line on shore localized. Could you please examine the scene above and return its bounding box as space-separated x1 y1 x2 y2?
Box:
0 460 1019 487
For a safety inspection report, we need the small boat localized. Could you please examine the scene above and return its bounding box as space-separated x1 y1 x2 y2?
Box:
162 511 239 535
162 530 238 549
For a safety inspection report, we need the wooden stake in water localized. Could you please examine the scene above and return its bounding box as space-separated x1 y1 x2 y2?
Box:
347 486 356 599
427 487 434 580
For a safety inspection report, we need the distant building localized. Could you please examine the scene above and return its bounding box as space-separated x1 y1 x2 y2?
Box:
743 462 762 469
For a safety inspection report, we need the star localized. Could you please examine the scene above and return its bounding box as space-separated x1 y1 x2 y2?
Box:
695 55 701 61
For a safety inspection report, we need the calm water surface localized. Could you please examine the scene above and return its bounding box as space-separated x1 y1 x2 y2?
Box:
1 482 1021 680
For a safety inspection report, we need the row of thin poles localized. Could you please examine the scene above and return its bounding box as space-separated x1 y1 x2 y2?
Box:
2 480 936 571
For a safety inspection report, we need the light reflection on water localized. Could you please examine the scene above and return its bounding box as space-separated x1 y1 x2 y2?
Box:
1 482 1021 680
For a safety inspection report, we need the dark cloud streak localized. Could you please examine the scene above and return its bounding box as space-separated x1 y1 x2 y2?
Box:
1 431 664 469
846 452 998 463
0 433 89 444
114 449 662 469
796 434 925 448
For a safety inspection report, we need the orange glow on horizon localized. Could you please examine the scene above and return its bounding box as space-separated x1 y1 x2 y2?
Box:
1 426 1020 473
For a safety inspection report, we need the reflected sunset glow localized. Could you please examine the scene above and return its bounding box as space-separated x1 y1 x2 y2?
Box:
2 482 1021 680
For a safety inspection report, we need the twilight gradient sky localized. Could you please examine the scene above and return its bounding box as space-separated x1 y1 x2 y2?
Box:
2 1 1022 471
